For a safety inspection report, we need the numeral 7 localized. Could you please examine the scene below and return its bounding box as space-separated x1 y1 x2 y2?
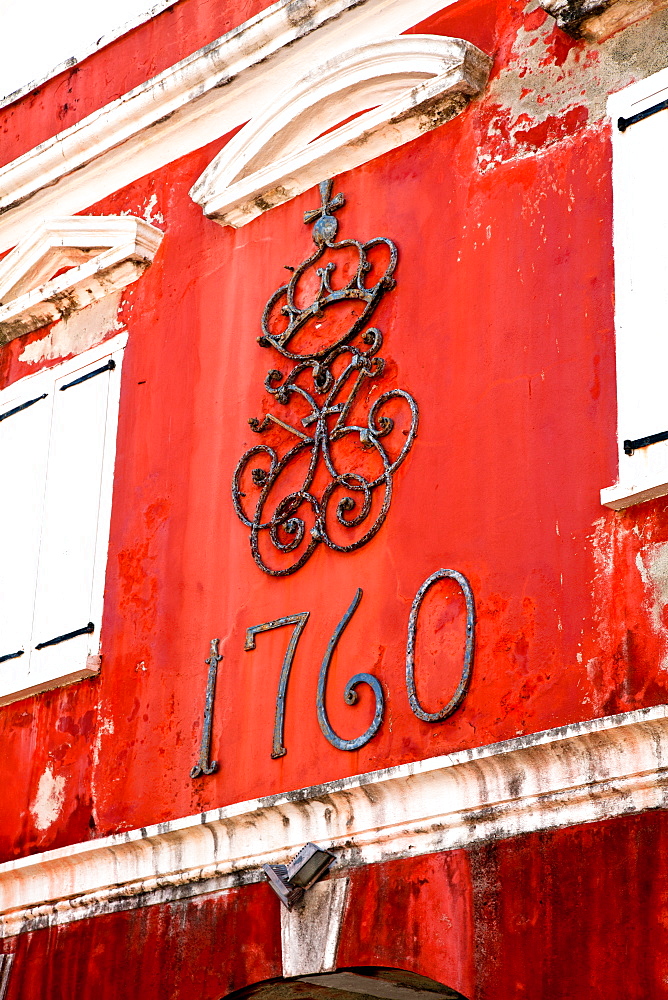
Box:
244 612 310 758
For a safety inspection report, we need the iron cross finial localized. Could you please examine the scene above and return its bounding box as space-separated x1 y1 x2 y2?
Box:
304 179 345 244
303 179 345 222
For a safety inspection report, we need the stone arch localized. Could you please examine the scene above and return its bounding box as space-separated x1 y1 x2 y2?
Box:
221 968 469 1000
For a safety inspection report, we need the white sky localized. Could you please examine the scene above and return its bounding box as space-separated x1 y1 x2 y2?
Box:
0 0 169 104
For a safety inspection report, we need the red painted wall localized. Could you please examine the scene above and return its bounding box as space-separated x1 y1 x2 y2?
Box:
2 0 664 856
5 811 668 999
2 15 668 1000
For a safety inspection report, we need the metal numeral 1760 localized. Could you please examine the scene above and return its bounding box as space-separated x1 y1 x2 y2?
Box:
245 568 475 757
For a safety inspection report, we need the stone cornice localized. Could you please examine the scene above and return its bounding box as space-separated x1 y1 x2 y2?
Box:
190 35 492 228
1 705 667 938
0 0 459 255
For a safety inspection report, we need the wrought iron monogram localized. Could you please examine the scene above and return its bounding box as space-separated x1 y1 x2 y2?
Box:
232 179 418 576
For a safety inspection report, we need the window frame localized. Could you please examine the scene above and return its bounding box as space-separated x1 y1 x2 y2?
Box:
0 331 127 706
601 67 668 510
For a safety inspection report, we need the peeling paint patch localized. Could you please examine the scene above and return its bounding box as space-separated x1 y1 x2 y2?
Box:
89 714 115 832
640 544 668 609
142 194 165 226
638 543 668 671
540 0 668 41
30 766 66 832
18 291 124 364
477 0 668 170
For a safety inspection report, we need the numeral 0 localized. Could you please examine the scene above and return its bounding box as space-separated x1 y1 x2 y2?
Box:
405 569 475 723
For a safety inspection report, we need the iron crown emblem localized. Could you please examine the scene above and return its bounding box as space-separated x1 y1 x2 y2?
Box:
232 179 419 576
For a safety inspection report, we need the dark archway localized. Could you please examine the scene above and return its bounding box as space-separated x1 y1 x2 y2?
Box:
222 967 468 1000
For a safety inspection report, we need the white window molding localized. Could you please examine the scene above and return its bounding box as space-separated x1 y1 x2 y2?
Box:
0 703 666 937
189 36 492 228
539 0 668 41
0 0 467 255
601 68 668 509
0 216 163 345
0 333 127 707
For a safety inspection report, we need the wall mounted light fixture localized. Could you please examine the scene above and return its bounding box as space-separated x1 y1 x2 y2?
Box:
263 842 336 909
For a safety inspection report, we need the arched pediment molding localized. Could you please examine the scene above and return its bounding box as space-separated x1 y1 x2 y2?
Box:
189 36 492 228
0 216 163 344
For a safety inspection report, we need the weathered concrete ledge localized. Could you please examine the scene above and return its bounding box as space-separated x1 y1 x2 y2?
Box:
1 704 667 938
539 0 668 41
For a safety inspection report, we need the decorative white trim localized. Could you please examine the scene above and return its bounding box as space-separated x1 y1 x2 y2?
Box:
1 704 668 938
0 0 462 255
601 475 668 510
539 0 668 40
190 36 491 228
0 216 163 344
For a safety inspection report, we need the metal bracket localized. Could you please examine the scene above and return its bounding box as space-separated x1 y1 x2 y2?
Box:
623 429 668 455
35 622 95 650
618 97 668 133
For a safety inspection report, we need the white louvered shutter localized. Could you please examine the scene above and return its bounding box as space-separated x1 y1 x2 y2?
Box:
28 354 119 689
603 69 668 508
0 382 51 701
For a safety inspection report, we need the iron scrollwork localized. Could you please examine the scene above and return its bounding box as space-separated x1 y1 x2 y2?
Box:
232 179 418 576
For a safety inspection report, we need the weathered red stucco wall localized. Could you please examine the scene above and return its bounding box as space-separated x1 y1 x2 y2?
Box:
2 1 668 994
4 0 668 856
4 811 668 999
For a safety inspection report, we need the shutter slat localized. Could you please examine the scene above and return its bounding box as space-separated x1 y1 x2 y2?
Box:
0 388 51 677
